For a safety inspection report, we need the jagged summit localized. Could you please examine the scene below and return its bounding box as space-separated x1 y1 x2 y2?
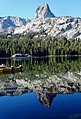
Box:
0 16 28 32
0 4 81 39
35 3 55 19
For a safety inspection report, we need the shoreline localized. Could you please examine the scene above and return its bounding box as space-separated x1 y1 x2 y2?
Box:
0 55 81 59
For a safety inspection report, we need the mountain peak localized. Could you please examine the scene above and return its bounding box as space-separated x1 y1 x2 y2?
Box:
35 3 55 19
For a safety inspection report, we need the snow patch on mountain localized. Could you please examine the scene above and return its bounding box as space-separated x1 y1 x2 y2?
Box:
0 16 30 33
1 3 81 39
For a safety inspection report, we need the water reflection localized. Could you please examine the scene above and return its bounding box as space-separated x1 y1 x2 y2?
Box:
0 57 81 107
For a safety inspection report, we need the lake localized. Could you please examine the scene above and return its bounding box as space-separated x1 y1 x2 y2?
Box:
0 57 81 119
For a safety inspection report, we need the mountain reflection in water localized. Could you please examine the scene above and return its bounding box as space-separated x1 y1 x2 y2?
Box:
0 57 81 107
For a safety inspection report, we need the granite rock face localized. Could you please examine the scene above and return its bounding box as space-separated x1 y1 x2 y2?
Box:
35 4 55 19
0 4 81 39
14 4 81 39
14 16 81 39
0 16 29 33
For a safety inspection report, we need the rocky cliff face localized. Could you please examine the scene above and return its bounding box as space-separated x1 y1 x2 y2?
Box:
14 4 81 39
35 4 55 19
0 16 29 33
0 4 81 39
14 16 81 39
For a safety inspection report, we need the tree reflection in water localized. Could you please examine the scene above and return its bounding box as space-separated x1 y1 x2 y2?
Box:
0 56 81 107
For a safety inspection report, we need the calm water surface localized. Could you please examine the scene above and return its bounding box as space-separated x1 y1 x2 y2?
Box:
0 57 81 119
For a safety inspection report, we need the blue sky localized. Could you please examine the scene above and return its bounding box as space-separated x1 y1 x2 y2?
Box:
0 0 81 19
